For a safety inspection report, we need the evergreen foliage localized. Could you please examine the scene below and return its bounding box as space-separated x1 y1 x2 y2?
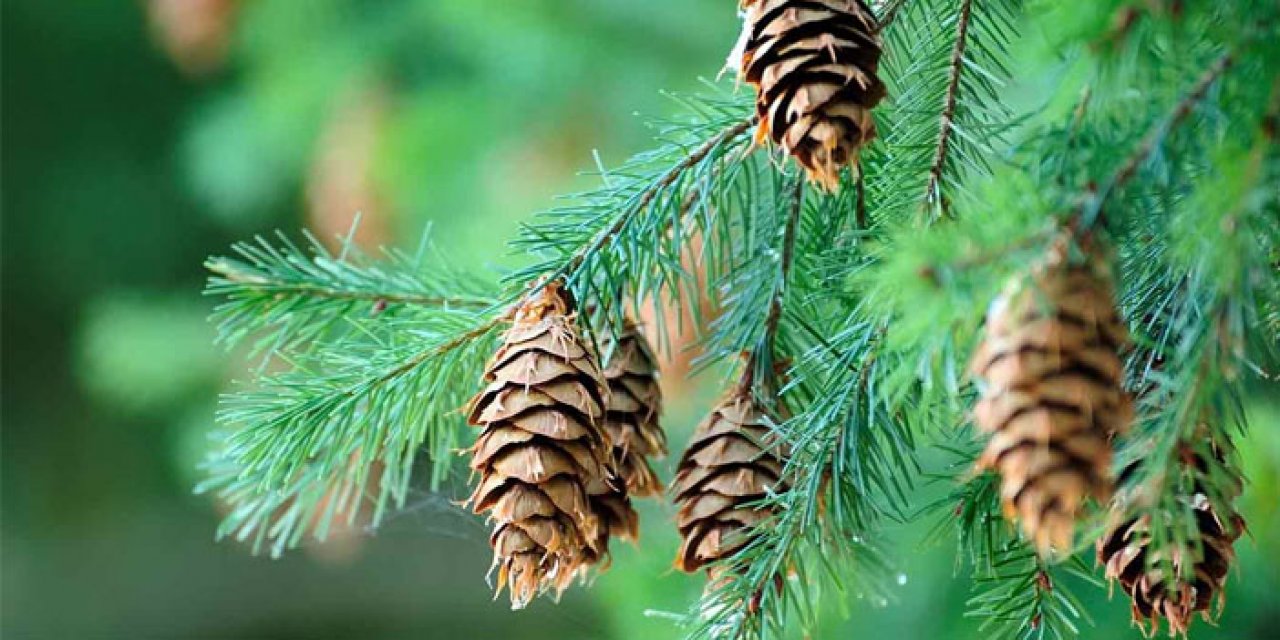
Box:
199 0 1279 637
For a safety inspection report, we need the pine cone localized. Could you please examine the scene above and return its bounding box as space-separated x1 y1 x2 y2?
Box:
1097 441 1245 637
970 242 1132 554
466 283 617 608
737 0 887 190
603 321 667 497
673 388 788 575
583 476 639 570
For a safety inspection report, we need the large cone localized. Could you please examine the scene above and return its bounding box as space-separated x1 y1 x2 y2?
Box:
603 321 667 497
969 241 1132 554
1097 439 1245 637
737 0 887 190
466 283 623 608
672 389 788 575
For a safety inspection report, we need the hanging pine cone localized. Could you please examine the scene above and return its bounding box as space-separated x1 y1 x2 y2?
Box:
466 282 618 608
673 388 788 575
969 240 1132 554
602 321 667 497
1097 439 1245 637
583 463 640 569
736 0 887 190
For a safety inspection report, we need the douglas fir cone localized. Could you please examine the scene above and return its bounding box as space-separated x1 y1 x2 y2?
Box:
1097 437 1245 636
465 283 632 607
673 387 788 576
970 239 1132 555
602 321 668 497
736 0 887 190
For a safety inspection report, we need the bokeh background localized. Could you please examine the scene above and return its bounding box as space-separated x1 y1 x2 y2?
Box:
2 2 1277 639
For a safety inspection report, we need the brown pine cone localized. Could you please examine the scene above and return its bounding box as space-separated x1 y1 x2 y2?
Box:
602 321 667 497
583 474 640 570
737 0 887 190
673 388 788 575
466 283 617 608
1098 440 1245 637
970 240 1132 554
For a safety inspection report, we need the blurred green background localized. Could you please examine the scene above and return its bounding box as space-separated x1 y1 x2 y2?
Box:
2 2 1276 639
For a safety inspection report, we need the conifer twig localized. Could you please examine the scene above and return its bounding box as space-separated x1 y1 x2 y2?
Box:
1068 50 1232 233
205 228 501 370
551 117 755 285
1055 85 1094 189
922 0 974 219
209 258 493 308
872 0 1016 226
374 314 507 386
1121 78 1279 513
1101 52 1233 201
199 304 502 556
855 163 868 229
924 454 1093 640
876 0 911 32
194 2 1280 633
746 177 804 390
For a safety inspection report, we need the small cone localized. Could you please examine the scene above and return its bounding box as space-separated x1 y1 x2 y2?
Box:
466 283 624 608
602 321 668 497
969 239 1132 555
584 473 639 570
737 0 887 190
672 388 788 575
1097 438 1245 637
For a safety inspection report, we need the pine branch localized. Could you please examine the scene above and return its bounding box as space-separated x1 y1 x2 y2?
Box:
967 550 1095 640
701 22 1030 608
678 5 1031 623
1094 51 1234 211
876 0 910 33
687 398 894 640
690 179 808 638
510 92 757 336
1119 134 1276 528
199 223 510 556
208 257 493 308
189 1 1280 633
925 450 1095 640
873 0 1020 226
201 94 759 562
206 228 497 364
1095 47 1276 633
922 0 973 220
198 309 502 556
690 314 907 638
554 117 754 284
744 178 804 396
843 35 1243 635
683 164 907 638
1107 303 1253 624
